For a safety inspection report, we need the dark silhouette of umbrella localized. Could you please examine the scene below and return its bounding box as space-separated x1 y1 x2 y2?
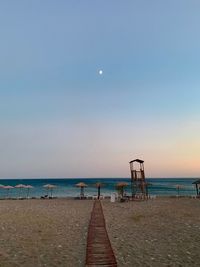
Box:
95 182 105 199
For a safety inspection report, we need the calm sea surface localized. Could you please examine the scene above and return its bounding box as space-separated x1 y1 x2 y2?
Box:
0 178 198 198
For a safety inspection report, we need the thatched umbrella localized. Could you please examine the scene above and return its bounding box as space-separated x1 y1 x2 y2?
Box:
76 182 87 198
95 182 104 199
43 184 57 197
24 185 34 198
192 179 200 195
3 185 14 198
116 182 128 198
15 184 26 198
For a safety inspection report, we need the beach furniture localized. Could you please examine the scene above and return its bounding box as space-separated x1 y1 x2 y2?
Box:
116 182 128 200
110 193 116 202
43 184 57 198
40 194 49 199
192 179 200 196
75 182 87 199
85 195 92 200
93 194 105 200
149 194 156 200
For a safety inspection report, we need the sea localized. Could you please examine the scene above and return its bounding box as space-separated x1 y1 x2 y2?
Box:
0 178 198 198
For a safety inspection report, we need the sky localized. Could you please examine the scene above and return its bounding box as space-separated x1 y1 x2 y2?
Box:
0 0 200 178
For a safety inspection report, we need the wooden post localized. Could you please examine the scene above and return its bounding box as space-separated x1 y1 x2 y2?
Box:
196 184 198 196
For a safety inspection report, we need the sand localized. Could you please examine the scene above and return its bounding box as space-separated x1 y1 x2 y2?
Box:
103 198 200 267
0 199 92 267
0 198 199 267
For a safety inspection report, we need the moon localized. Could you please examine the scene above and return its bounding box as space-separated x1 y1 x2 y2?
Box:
99 70 103 75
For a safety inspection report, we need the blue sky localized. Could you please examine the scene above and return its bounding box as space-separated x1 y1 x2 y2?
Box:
0 1 200 178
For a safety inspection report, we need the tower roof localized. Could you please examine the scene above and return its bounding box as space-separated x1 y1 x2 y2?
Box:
129 159 144 164
192 179 200 184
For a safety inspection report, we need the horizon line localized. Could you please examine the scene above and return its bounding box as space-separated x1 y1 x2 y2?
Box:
0 177 199 180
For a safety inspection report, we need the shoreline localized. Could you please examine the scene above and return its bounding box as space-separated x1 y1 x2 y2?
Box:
0 194 198 200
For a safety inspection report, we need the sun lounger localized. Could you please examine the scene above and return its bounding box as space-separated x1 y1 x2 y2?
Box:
40 195 48 199
150 195 156 200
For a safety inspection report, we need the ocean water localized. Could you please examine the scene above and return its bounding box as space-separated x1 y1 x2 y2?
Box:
0 178 198 198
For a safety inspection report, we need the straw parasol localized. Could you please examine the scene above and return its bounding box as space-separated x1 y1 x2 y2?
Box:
116 182 128 197
43 184 57 197
95 182 104 199
192 179 200 195
24 185 34 198
76 182 87 198
15 184 26 198
3 185 14 198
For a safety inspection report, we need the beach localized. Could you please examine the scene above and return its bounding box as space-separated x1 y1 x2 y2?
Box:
103 198 200 267
0 199 92 267
0 198 199 267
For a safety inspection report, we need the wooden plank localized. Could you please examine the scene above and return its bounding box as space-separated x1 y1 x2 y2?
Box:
86 200 117 267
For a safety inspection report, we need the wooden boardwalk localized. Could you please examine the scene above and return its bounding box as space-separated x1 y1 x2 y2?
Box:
86 200 117 267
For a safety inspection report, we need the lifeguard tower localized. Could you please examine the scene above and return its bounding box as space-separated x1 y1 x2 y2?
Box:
129 159 148 198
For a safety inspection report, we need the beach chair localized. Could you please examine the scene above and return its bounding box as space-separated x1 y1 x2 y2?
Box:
40 195 48 199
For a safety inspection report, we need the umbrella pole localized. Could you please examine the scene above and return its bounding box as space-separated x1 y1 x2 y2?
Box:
27 188 29 198
98 186 100 199
81 187 84 198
